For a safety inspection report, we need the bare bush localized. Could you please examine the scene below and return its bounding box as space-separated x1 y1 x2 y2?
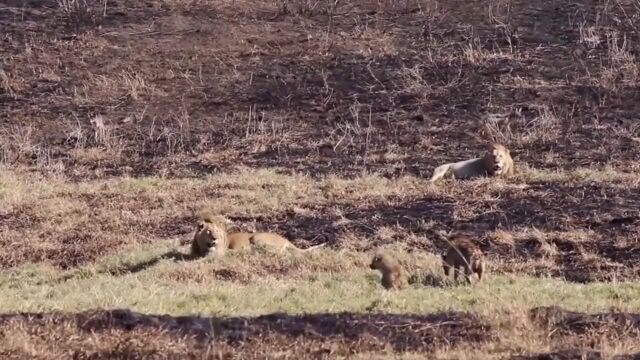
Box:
89 115 124 154
374 0 439 15
484 105 563 145
278 0 340 17
0 126 40 165
56 0 107 30
0 70 18 100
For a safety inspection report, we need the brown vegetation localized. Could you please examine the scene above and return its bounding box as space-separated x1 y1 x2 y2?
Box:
0 309 491 358
2 0 640 179
3 0 640 357
1 307 640 358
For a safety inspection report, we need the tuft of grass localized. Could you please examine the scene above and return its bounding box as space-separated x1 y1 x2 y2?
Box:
56 0 108 30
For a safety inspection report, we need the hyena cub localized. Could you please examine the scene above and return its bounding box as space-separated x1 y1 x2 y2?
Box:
442 234 486 284
370 252 408 290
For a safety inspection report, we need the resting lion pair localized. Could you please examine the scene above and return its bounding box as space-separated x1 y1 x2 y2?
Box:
190 213 326 257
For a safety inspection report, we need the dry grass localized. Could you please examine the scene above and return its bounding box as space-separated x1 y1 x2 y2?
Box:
3 0 640 357
3 0 640 178
2 240 640 358
1 166 640 356
1 166 638 272
4 242 640 315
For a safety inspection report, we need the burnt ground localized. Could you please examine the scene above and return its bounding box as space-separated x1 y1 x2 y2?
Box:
1 307 640 358
3 0 640 357
0 309 491 358
512 351 640 360
2 0 640 179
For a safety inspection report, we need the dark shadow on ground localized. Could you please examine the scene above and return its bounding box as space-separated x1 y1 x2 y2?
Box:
509 306 640 360
104 250 200 276
531 306 640 337
0 309 492 354
510 349 637 360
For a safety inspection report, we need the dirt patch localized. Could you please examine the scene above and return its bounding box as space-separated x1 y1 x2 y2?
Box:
510 307 640 360
0 309 492 357
530 306 640 338
0 227 125 269
152 214 195 239
2 0 640 179
0 206 39 231
510 350 636 360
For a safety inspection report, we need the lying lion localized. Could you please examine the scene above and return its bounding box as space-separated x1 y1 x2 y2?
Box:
191 213 326 257
429 143 514 183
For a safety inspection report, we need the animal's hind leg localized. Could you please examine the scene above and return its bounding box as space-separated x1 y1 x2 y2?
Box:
429 165 450 182
453 265 463 282
475 261 485 282
443 262 452 278
464 266 473 284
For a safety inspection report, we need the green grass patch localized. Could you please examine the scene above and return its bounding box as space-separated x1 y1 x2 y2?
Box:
2 244 639 316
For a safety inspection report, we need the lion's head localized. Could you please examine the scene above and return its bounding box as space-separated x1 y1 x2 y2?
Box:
369 252 398 271
483 143 514 177
369 253 385 270
191 213 229 257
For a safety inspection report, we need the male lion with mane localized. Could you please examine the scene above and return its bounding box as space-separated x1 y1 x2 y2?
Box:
191 213 230 257
429 143 514 183
190 212 326 256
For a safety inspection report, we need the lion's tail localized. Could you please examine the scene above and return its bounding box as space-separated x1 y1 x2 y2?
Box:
429 164 451 182
298 241 328 252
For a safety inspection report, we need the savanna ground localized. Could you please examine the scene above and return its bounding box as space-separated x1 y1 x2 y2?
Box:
2 0 640 358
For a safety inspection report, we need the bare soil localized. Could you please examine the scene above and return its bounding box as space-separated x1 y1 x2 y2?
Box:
511 350 637 360
2 0 640 179
2 307 640 358
0 309 491 358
